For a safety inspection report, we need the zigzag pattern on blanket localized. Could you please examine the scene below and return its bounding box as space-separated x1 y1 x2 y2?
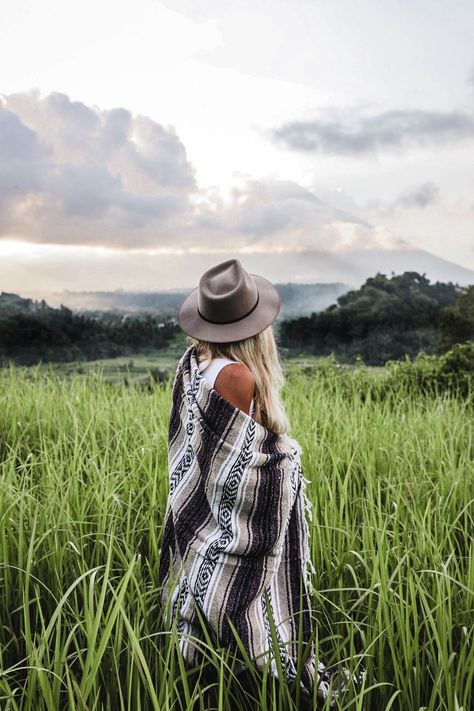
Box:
158 344 345 703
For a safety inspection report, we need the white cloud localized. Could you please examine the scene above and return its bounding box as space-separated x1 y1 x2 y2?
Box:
1 89 473 281
1 90 407 255
0 90 197 247
190 176 381 251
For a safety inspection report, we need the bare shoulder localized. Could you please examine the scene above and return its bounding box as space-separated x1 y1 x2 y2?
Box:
216 362 255 388
214 362 256 414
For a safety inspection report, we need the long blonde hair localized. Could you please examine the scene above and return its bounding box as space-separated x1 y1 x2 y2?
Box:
188 324 290 435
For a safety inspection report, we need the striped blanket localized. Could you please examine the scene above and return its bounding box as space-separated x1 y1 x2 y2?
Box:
158 344 363 704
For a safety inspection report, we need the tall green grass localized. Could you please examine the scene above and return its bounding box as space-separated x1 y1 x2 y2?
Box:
0 360 472 710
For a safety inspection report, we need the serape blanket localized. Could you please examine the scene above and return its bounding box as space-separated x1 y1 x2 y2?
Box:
158 344 364 704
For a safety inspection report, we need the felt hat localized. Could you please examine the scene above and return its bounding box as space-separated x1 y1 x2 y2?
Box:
177 258 280 343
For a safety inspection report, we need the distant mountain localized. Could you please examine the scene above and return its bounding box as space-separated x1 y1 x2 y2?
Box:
47 282 351 319
12 245 474 320
174 248 473 288
41 246 473 298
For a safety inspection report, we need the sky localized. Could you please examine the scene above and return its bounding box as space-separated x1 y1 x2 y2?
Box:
1 0 473 296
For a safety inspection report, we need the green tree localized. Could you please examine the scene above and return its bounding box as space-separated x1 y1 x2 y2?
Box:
279 271 461 365
440 285 474 351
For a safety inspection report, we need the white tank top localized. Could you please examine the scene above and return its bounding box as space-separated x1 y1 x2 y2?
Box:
198 356 255 418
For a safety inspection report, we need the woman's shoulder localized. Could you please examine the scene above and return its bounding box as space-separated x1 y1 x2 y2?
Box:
214 361 256 414
216 360 254 382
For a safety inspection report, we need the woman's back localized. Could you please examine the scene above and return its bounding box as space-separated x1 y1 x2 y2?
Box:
198 356 255 418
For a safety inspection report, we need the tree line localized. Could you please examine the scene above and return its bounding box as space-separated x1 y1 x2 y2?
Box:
278 271 474 365
1 271 473 366
0 294 179 365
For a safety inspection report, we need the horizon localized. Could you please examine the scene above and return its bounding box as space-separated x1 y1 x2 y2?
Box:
5 245 474 303
1 0 473 294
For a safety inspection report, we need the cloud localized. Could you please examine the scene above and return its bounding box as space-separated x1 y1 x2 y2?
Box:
0 105 51 212
393 181 440 209
0 89 197 247
366 181 440 217
0 90 405 254
270 108 474 156
190 176 381 251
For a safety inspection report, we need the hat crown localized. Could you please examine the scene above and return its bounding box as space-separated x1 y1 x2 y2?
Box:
198 259 259 324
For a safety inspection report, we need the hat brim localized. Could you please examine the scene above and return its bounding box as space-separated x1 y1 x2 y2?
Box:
177 274 281 343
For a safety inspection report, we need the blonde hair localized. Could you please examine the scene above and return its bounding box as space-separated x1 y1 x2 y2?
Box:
187 324 290 435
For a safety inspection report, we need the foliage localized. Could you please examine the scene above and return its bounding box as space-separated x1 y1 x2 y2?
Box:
278 271 461 365
294 343 474 402
385 341 474 398
0 292 179 365
440 284 474 351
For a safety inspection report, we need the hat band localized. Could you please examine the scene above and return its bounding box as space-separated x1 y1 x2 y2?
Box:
197 291 260 325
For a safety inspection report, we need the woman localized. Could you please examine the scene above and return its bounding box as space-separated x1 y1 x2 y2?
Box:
158 258 364 709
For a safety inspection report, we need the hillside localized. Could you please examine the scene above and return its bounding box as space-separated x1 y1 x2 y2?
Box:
279 271 464 364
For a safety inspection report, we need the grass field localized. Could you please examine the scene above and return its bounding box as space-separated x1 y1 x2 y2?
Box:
0 357 472 710
29 348 339 384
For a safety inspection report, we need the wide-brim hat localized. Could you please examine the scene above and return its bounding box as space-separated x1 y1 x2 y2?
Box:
178 258 281 343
